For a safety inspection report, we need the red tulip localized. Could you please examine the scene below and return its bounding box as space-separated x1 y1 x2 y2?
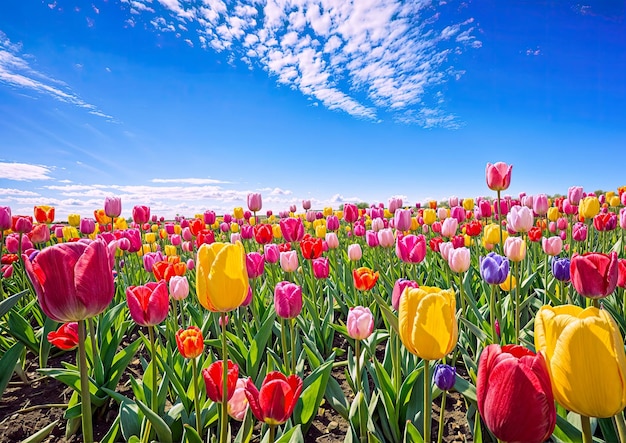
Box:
352 267 379 291
203 360 239 403
300 236 323 259
244 371 303 426
571 252 619 298
343 203 359 223
47 322 79 350
34 205 55 224
477 344 555 443
125 281 169 326
24 240 114 322
485 162 513 191
152 260 186 282
253 224 273 245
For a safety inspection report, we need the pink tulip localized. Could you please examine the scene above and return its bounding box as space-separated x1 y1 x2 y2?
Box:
503 237 526 262
568 186 584 205
29 224 50 244
388 197 403 214
391 278 419 310
302 200 311 211
325 233 339 249
377 228 394 248
169 275 189 300
441 218 458 238
485 162 513 191
542 236 563 256
263 244 280 264
280 218 304 242
573 222 587 242
231 233 241 244
557 217 568 231
448 247 471 273
533 194 548 216
312 257 330 279
343 203 359 223
132 205 150 225
348 244 362 261
326 215 340 231
439 242 454 262
23 239 115 322
620 208 626 230
366 230 379 248
0 206 11 231
246 252 265 279
126 280 169 326
394 208 412 232
274 281 303 319
228 378 250 421
203 210 216 225
280 250 298 273
247 193 262 212
449 196 459 207
186 259 195 270
450 206 466 223
104 196 122 218
395 234 426 264
347 306 374 340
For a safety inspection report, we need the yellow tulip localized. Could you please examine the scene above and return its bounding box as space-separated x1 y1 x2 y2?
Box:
272 224 282 239
196 242 249 312
145 232 156 243
609 196 620 207
398 286 458 360
462 198 474 211
534 305 626 418
313 219 324 229
248 217 256 226
323 207 333 217
384 209 393 219
499 274 517 292
547 207 560 222
464 234 473 247
336 210 344 220
67 213 80 227
164 245 177 256
174 224 182 235
410 217 419 231
233 207 244 219
62 226 79 241
315 225 327 239
268 215 276 223
606 191 615 200
230 222 240 233
482 223 508 247
579 196 600 219
423 208 437 225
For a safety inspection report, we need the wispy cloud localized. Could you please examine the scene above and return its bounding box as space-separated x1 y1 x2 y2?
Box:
120 0 481 127
0 161 54 181
526 48 541 56
0 31 114 120
151 178 229 185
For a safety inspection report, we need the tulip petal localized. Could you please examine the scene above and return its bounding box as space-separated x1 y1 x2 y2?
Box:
75 240 114 318
206 243 249 312
259 379 290 425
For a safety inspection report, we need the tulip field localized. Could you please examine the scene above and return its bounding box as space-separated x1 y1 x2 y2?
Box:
2 162 626 443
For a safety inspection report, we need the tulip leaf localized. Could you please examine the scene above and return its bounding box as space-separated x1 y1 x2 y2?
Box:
181 424 204 443
552 413 584 443
0 341 24 399
459 317 489 345
246 310 275 380
7 310 39 354
372 291 398 335
99 414 121 443
270 424 303 443
453 373 477 403
134 397 173 443
233 410 254 443
38 316 58 370
293 357 334 434
402 420 424 443
0 289 28 317
21 419 59 443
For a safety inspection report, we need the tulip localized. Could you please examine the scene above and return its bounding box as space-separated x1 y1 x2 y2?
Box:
47 322 79 350
280 250 299 273
12 215 33 234
506 206 533 233
422 208 437 225
394 208 412 232
482 223 508 247
245 252 265 279
279 217 304 242
478 200 492 219
245 371 303 426
448 247 470 273
573 222 587 241
388 197 403 214
343 203 359 223
274 281 303 319
542 236 563 256
579 196 600 220
535 305 626 418
254 224 273 245
395 234 426 264
391 278 419 310
104 196 122 218
462 198 474 211
263 244 280 264
24 240 114 322
617 259 626 289
203 360 239 403
551 256 571 282
450 206 466 224
441 217 458 238
247 192 262 212
352 267 379 291
196 242 249 312
204 210 216 225
34 205 55 224
312 257 329 279
300 236 323 259
485 162 512 191
533 194 549 216
0 206 11 231
169 275 189 300
132 205 150 225
439 241 454 262
325 232 339 249
620 208 626 230
499 274 517 292
228 379 250 421
375 228 393 248
398 286 457 360
476 344 556 443
176 326 204 359
480 252 509 285
79 218 96 235
348 243 362 261
126 281 169 326
347 306 374 340
433 363 456 391
326 215 340 231
570 252 618 298
365 230 379 247
153 260 186 282
503 236 526 262
302 199 311 210
29 224 50 244
568 186 584 205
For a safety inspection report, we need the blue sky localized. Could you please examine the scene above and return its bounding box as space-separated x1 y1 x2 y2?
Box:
1 0 624 220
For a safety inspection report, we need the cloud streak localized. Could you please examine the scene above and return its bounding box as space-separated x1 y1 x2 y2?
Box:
121 0 481 127
0 161 54 181
0 31 114 120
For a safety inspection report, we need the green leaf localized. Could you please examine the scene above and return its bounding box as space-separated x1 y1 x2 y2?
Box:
246 310 275 380
552 414 583 443
372 291 398 335
22 419 59 443
38 316 58 370
293 357 334 434
99 415 121 443
0 342 25 399
403 421 424 443
453 374 477 404
134 397 173 443
182 424 204 443
7 310 39 353
274 424 304 443
0 289 29 317
120 402 142 442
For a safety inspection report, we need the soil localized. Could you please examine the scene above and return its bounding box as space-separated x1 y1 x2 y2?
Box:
0 348 473 443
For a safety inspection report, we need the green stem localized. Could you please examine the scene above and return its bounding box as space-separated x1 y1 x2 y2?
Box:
423 359 431 443
148 326 158 416
220 312 229 443
514 261 520 345
392 330 401 395
355 339 361 393
497 190 503 254
191 357 202 435
78 319 93 443
87 317 98 367
581 414 592 443
289 319 296 375
615 411 626 443
457 274 466 318
268 425 276 443
490 284 498 343
281 318 289 374
437 390 447 443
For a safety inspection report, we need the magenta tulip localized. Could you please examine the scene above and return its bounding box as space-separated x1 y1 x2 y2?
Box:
392 278 419 310
570 252 618 299
245 252 265 279
343 203 359 223
395 234 426 264
274 281 303 319
126 280 169 326
279 218 304 242
104 196 122 218
312 257 330 279
132 205 150 225
485 162 512 191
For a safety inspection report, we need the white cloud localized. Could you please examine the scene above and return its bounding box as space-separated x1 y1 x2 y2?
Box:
117 0 481 127
0 31 113 120
0 162 54 181
0 188 41 196
151 177 229 184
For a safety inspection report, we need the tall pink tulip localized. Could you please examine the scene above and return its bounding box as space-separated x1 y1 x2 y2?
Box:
325 233 339 249
568 186 584 205
126 281 169 326
441 218 458 238
504 237 526 262
395 234 426 264
104 196 122 218
485 162 512 191
377 228 395 248
506 206 533 233
348 243 362 261
24 239 114 322
394 208 412 232
533 194 548 216
343 203 359 223
247 193 262 212
263 244 280 264
542 236 562 256
0 206 11 231
274 281 303 319
132 205 151 225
